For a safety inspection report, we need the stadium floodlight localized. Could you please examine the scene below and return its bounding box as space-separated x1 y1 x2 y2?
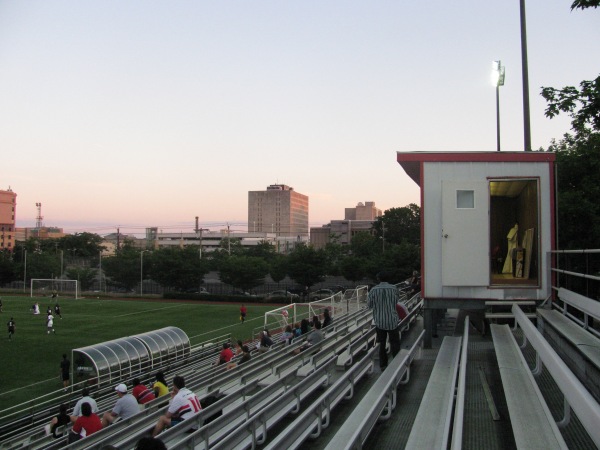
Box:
492 60 505 152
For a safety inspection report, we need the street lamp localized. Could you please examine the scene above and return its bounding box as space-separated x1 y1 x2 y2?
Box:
58 250 64 292
492 60 505 152
23 249 27 293
140 250 150 296
98 251 103 293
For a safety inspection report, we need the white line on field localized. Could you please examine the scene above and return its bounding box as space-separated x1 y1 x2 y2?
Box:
115 304 188 318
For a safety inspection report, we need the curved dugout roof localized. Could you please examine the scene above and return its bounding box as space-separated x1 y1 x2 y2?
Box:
73 326 190 386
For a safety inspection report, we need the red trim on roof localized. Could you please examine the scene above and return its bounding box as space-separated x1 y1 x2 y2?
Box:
396 151 555 163
396 151 555 187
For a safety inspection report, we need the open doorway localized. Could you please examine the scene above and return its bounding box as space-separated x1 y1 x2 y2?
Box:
489 178 539 286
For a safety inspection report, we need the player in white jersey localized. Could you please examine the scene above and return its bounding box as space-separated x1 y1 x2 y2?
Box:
47 313 55 334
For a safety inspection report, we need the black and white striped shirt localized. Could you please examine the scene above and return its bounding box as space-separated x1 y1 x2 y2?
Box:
367 282 400 330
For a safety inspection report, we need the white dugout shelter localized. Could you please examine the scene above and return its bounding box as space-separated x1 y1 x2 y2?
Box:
72 326 190 386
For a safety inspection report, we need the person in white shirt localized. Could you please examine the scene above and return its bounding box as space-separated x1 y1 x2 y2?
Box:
71 388 98 422
152 376 201 437
47 313 55 334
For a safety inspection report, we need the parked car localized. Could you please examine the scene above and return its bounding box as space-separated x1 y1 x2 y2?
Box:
232 290 256 297
185 287 210 294
309 289 335 301
329 285 347 294
265 290 300 301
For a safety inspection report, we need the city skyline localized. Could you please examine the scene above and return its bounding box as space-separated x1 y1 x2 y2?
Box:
1 1 598 237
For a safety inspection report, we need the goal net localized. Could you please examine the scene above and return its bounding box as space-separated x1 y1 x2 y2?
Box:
31 279 79 299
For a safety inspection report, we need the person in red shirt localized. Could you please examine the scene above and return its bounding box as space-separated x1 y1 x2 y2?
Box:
217 342 234 365
71 402 102 439
240 304 247 323
132 378 156 404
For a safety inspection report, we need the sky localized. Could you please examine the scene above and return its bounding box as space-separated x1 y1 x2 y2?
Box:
1 1 598 237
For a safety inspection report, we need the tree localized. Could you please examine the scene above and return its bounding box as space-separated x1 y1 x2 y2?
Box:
350 232 380 259
102 248 142 291
286 244 327 288
540 1 600 249
0 251 16 286
148 247 209 291
372 204 420 246
541 76 600 135
65 267 98 291
546 134 600 249
58 233 105 257
268 254 288 285
322 241 346 276
340 256 371 284
378 241 421 283
218 255 269 292
21 251 61 282
245 241 278 261
570 0 599 11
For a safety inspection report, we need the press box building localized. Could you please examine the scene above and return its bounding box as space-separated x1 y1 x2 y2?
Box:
396 151 556 345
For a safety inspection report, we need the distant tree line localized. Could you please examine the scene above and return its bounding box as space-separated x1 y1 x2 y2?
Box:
0 205 421 295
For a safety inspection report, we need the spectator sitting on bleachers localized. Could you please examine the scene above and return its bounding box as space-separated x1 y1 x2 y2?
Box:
300 318 311 335
282 325 294 344
152 375 201 437
293 322 302 337
101 383 140 427
71 387 98 422
132 378 156 404
70 402 102 440
45 403 70 438
323 308 332 328
294 321 325 354
153 372 169 398
227 344 252 370
217 342 234 365
311 315 321 329
234 340 244 356
258 330 273 353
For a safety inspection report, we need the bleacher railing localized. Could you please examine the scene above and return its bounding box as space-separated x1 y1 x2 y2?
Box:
513 304 600 448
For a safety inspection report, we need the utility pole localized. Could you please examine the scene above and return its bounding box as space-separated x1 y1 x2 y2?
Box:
194 216 205 259
227 223 231 255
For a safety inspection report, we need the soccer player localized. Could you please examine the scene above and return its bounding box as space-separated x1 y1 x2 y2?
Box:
7 317 15 339
47 312 56 334
54 303 62 319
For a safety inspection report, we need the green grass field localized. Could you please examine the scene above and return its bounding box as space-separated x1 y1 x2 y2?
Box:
0 295 277 411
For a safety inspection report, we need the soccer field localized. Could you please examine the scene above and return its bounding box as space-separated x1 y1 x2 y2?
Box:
0 295 274 410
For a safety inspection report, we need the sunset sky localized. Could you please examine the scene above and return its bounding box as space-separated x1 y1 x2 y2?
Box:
1 1 598 236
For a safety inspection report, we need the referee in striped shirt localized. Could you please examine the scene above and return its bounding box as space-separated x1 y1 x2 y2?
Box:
367 270 401 370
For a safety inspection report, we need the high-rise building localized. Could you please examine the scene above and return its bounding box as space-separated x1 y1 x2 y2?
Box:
345 201 382 221
0 188 17 252
248 184 309 237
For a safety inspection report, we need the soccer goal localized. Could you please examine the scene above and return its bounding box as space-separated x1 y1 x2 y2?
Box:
30 279 79 299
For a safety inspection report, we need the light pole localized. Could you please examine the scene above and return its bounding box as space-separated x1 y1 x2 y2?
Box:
492 60 505 152
23 249 27 293
59 250 64 292
98 251 102 293
140 250 150 296
520 0 531 151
